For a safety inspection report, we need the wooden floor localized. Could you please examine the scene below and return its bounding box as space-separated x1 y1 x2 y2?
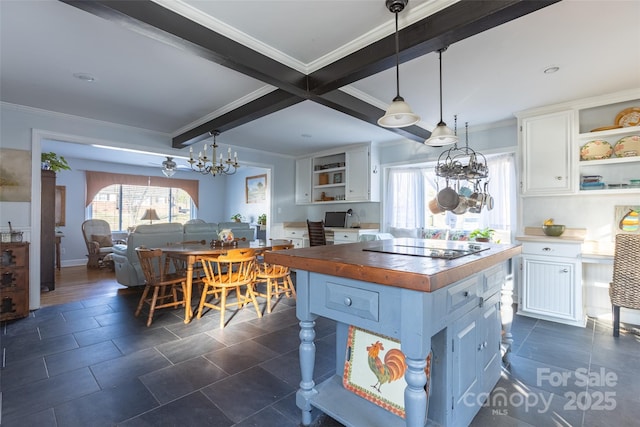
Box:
40 266 133 307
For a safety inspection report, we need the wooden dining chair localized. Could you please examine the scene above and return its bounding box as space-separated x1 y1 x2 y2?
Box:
610 234 640 337
196 248 262 328
255 242 296 314
135 248 188 327
306 219 327 246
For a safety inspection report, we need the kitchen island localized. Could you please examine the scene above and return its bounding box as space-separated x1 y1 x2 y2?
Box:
266 238 521 427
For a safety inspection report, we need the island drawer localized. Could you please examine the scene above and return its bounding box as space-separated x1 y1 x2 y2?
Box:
483 263 506 298
446 277 479 316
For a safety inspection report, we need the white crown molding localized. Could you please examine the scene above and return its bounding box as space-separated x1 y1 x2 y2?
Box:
152 0 458 74
1 102 169 137
151 0 308 73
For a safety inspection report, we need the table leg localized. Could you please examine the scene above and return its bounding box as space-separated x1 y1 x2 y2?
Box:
184 257 194 323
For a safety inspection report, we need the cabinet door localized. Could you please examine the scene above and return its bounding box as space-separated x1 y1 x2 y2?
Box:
451 308 481 426
295 157 312 204
480 297 502 388
345 146 369 201
522 256 577 321
520 111 574 195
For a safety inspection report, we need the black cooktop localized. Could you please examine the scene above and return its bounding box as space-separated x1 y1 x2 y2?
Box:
363 240 490 259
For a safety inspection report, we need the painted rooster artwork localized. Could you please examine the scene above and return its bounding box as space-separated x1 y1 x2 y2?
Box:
366 340 407 393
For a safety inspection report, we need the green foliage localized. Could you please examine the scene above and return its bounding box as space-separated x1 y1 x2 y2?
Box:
41 152 71 172
257 214 266 225
469 227 495 241
230 213 243 222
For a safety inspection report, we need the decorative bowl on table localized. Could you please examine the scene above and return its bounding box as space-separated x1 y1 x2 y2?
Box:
542 224 566 237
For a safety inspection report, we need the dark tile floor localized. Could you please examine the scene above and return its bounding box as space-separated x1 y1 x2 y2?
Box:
2 285 639 427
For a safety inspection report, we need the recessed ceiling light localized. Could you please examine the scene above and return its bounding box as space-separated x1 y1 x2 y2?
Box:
543 66 559 74
73 72 96 82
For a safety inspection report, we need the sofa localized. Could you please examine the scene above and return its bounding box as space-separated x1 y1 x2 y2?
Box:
112 221 256 287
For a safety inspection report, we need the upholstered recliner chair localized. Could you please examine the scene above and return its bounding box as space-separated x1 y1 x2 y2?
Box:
82 219 120 269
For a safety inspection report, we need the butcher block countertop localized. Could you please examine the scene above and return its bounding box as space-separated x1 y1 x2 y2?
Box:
265 238 521 293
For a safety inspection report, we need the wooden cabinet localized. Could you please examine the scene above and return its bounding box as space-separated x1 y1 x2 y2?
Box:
296 263 506 426
519 240 585 327
295 143 378 204
283 227 308 248
41 170 56 291
1 242 30 321
451 267 503 426
518 110 574 196
329 228 379 244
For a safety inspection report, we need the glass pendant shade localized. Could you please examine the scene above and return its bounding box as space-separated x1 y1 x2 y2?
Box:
424 121 458 146
162 157 177 177
378 96 420 128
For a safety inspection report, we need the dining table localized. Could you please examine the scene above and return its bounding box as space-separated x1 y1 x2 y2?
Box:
159 239 291 323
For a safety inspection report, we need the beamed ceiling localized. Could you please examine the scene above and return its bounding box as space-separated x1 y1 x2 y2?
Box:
61 0 558 148
2 1 639 162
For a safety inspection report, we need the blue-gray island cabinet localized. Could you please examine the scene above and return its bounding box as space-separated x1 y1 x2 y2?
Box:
265 238 521 427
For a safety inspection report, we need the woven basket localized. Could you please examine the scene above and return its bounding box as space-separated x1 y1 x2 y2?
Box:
609 234 640 309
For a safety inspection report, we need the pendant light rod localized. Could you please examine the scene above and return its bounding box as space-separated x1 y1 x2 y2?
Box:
377 0 419 129
424 46 458 146
394 11 400 99
437 48 445 123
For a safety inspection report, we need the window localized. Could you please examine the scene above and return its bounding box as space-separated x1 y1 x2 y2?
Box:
89 184 194 231
384 153 516 239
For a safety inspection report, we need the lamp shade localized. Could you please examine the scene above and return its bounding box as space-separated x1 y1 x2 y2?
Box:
424 122 459 147
140 208 160 223
378 97 420 128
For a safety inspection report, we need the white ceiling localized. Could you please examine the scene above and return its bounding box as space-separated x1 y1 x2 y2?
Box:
1 0 639 165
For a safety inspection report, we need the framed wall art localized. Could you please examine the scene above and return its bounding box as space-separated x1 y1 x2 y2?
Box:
0 148 31 202
246 174 267 204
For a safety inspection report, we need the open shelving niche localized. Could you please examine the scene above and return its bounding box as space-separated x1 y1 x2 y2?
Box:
576 98 640 195
312 151 347 203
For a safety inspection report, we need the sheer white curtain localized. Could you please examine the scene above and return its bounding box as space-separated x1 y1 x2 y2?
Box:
383 152 516 236
479 153 516 231
384 168 425 230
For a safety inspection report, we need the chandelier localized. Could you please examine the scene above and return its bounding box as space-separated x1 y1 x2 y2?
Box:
188 130 239 176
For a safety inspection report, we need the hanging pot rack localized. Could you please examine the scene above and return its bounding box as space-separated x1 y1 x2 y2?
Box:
435 120 489 181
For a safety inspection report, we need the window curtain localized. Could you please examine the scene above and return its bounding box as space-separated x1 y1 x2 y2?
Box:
384 168 425 230
85 171 199 207
479 153 516 231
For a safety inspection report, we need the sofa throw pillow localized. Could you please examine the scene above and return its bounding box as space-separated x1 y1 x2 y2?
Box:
91 234 113 248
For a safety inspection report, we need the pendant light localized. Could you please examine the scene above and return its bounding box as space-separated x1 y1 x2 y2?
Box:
377 0 420 128
424 48 458 147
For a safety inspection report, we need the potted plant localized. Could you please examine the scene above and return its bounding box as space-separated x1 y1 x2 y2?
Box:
41 152 71 172
230 213 243 222
469 227 495 242
257 214 266 226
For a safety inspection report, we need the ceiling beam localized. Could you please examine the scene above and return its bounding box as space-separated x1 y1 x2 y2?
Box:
61 0 559 148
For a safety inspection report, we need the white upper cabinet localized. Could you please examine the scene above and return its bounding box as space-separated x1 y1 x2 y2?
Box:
295 156 312 205
295 143 378 204
517 89 640 197
518 110 574 196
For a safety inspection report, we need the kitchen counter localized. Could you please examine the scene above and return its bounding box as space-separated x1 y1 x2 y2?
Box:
267 237 521 292
266 238 521 427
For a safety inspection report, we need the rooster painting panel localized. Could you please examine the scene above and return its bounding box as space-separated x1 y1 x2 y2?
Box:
343 325 432 419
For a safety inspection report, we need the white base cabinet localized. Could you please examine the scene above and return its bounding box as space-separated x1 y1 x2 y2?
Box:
518 241 585 327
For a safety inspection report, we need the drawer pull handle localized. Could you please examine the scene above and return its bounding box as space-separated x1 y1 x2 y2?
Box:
344 297 352 307
555 176 563 181
542 247 551 252
561 268 569 273
463 291 469 297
